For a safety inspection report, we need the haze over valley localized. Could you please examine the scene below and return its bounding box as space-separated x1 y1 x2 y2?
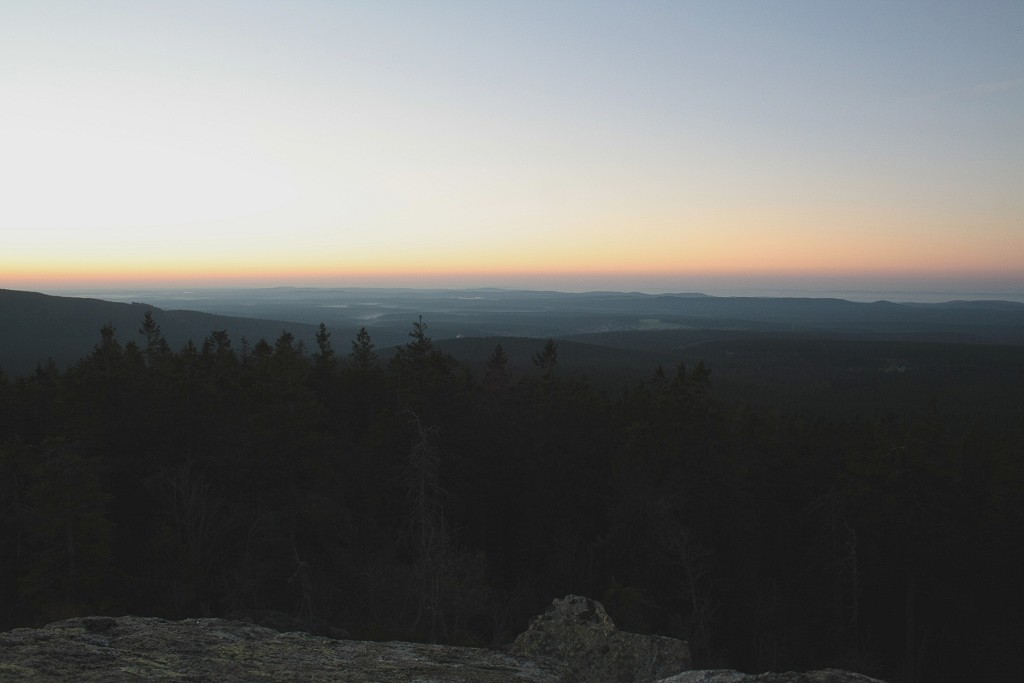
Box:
3 285 1022 420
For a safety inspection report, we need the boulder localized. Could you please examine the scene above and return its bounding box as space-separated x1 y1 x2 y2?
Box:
656 669 887 683
0 615 565 682
510 594 692 683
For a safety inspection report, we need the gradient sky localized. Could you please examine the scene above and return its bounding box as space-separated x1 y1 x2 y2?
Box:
2 1 1023 295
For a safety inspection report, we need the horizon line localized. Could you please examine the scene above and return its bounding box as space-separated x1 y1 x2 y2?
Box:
13 282 1024 306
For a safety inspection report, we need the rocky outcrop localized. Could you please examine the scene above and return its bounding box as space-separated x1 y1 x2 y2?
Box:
0 615 564 682
511 594 692 683
656 670 887 683
0 598 887 683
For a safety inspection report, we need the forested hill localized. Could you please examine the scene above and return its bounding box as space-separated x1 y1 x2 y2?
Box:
0 289 319 377
1 311 1021 683
5 287 1024 378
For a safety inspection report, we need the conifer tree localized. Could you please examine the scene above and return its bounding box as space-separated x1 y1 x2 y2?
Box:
350 326 377 370
532 339 558 381
484 343 510 391
313 322 336 376
139 311 172 369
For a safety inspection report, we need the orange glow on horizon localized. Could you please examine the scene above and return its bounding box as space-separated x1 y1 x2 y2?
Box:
4 211 1022 292
5 258 1022 293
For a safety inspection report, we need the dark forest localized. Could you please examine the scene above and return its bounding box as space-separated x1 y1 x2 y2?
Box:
1 312 1021 682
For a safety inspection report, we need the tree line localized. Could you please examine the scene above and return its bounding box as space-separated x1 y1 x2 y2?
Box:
0 312 1021 682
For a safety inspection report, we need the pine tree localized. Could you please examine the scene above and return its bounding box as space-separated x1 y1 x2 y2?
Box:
313 323 336 376
484 343 510 391
390 318 459 416
532 339 558 381
139 311 172 369
350 326 377 371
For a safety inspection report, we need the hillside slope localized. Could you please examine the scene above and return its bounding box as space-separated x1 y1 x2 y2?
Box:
0 289 318 377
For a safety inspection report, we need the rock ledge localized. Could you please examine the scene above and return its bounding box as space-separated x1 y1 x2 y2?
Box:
0 597 887 683
0 615 563 682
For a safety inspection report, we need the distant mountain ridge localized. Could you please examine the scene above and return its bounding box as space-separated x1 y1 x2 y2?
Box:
3 287 1024 378
64 285 1024 344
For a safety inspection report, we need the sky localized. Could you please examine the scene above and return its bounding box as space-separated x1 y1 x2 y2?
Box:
2 0 1023 297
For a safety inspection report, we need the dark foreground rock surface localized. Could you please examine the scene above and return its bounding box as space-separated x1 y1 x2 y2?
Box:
0 616 564 682
0 597 886 683
657 670 887 683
